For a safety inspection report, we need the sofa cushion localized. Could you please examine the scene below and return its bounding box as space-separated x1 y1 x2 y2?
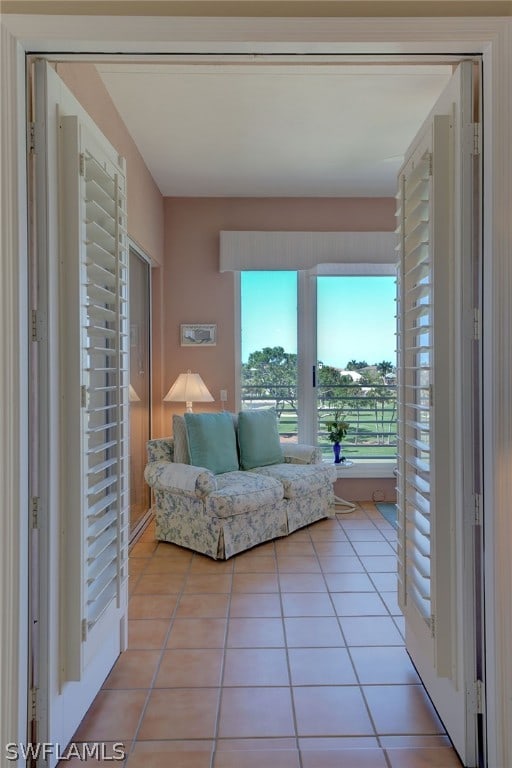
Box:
205 470 283 518
237 408 283 470
185 411 239 475
249 462 335 500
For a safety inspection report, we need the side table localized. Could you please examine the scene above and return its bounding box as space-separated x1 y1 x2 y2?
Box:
325 459 356 513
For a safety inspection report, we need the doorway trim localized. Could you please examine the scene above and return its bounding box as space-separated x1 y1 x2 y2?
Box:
1 13 511 767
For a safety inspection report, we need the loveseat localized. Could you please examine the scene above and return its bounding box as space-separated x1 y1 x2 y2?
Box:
144 409 336 559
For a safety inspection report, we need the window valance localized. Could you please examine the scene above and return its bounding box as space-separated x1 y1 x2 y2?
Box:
219 230 397 273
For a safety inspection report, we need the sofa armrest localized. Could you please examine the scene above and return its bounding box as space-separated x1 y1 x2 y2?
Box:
280 442 323 465
147 437 174 463
144 461 217 498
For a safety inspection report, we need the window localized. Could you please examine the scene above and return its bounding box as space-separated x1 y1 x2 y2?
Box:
240 270 397 464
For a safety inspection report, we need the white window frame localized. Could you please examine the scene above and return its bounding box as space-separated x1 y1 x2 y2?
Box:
238 264 397 478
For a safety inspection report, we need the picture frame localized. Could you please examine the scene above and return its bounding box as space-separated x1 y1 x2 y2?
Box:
180 323 217 347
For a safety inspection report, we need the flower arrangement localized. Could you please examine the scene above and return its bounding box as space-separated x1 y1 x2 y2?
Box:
324 411 350 444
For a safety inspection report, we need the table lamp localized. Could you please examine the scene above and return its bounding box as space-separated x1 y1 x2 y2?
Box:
163 370 214 413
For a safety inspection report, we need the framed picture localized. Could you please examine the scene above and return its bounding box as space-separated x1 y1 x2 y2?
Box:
180 323 217 346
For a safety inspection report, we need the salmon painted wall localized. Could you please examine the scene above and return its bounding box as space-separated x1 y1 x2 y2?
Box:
156 196 395 449
55 62 164 266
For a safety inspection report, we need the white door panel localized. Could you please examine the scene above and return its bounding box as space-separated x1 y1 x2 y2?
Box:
32 60 129 763
396 60 480 766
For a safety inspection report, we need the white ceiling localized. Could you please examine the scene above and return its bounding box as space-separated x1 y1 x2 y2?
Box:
96 62 453 197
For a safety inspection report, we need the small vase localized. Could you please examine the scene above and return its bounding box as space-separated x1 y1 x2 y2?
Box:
333 442 342 464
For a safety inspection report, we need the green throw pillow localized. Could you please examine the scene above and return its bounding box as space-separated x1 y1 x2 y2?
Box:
237 408 283 470
184 412 239 475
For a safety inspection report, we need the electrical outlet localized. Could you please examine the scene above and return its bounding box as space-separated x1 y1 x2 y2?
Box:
220 389 228 402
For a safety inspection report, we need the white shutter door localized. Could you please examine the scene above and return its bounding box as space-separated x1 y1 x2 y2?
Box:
395 61 479 766
60 115 129 678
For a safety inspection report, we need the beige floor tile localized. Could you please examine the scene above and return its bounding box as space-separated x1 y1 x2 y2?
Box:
313 541 356 556
153 543 194 560
189 556 234 574
127 751 211 768
301 748 388 767
128 620 170 649
288 647 357 685
227 617 285 647
331 591 388 616
134 573 187 595
223 647 290 686
166 617 227 648
230 593 282 617
233 554 277 572
369 572 397 591
130 541 158 558
128 595 178 620
74 690 147 741
175 593 230 618
155 648 224 687
281 592 335 617
218 687 295 738
277 555 322 573
144 558 191 574
138 688 219 740
386 747 463 767
231 572 280 593
278 573 328 592
339 616 404 646
324 572 376 592
274 539 317 556
351 540 396 556
350 646 420 685
299 737 379 749
213 750 300 768
359 555 397 573
284 616 344 647
344 528 388 542
102 650 161 689
319 555 365 573
380 590 402 615
379 735 452 749
216 738 297 751
293 686 374 736
364 685 445 735
183 573 233 593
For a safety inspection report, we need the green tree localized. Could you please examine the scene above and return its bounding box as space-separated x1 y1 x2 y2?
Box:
346 359 369 371
242 346 297 416
376 360 394 381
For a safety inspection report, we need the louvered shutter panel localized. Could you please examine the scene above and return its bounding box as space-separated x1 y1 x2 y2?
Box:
396 115 454 676
60 115 129 678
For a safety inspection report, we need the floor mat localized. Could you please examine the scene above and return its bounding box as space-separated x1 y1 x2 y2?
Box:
375 501 397 530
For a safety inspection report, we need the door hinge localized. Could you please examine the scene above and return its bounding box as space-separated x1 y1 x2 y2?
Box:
473 307 481 341
476 679 485 714
430 613 436 638
472 123 481 156
81 385 88 408
82 618 88 642
28 122 36 154
31 309 45 342
474 493 482 526
31 497 39 529
79 152 86 176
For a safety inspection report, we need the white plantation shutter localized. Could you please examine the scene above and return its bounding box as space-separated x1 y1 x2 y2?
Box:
60 115 129 678
396 115 454 676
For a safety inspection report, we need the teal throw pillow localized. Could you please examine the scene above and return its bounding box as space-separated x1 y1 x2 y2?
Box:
184 412 239 475
237 408 283 470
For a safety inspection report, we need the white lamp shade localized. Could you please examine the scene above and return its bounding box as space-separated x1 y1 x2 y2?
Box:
163 370 214 412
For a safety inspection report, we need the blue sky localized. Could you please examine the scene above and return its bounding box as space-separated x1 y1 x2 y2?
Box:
241 272 397 367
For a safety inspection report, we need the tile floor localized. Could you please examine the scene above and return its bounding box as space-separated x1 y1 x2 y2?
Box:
65 502 463 767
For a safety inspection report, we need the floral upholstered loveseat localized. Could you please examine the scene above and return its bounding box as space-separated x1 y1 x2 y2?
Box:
144 409 336 560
